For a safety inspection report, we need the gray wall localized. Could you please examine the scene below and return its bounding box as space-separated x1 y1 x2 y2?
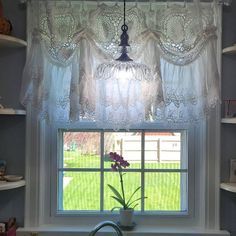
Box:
0 0 236 233
0 0 26 227
221 1 236 236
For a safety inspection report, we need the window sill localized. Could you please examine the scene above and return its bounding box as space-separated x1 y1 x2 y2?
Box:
17 225 229 236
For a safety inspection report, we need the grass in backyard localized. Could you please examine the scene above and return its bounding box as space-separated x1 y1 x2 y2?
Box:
62 151 182 211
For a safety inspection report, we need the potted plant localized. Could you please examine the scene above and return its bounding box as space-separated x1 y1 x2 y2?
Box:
107 152 146 227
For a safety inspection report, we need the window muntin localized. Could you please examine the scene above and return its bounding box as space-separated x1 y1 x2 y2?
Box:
58 130 188 213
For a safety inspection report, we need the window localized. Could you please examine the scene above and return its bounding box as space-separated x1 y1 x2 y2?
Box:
22 0 222 231
57 130 188 213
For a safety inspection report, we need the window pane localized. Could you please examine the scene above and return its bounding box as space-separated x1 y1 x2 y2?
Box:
145 132 181 169
104 132 141 169
145 172 187 211
59 171 100 210
59 130 188 213
104 172 141 210
63 132 100 168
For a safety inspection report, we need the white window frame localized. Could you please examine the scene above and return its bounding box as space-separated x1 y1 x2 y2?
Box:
54 128 188 215
24 119 212 228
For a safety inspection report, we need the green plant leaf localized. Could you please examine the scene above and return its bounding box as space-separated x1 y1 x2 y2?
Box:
107 184 123 201
111 206 121 212
127 197 145 208
130 203 139 209
126 186 141 206
111 196 126 207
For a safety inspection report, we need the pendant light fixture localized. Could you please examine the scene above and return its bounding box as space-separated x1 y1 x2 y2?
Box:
95 0 154 130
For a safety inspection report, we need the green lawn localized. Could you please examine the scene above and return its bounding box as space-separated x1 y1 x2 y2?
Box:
62 151 183 212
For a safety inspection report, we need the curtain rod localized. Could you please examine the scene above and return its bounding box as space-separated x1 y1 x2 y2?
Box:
19 0 232 6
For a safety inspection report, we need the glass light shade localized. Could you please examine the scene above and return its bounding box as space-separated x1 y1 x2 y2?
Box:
95 60 157 130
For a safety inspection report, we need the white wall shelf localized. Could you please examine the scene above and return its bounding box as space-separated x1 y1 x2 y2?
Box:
0 108 26 115
0 180 26 191
221 118 236 124
0 34 27 48
222 45 236 55
220 183 236 193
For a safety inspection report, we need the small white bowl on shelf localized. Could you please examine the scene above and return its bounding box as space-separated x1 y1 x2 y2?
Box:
4 175 23 182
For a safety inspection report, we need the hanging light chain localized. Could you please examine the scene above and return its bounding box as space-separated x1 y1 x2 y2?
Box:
123 0 126 26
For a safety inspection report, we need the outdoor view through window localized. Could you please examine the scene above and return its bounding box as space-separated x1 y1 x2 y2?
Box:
58 131 188 213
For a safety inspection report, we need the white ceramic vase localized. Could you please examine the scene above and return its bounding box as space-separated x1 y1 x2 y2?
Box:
119 208 134 226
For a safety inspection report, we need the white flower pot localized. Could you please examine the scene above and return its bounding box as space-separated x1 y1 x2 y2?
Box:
119 208 134 226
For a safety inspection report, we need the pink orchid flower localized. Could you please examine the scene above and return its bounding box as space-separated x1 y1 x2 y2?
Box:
109 152 130 170
107 152 144 211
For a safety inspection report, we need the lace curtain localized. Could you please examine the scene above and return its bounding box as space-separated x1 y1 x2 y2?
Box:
21 0 220 129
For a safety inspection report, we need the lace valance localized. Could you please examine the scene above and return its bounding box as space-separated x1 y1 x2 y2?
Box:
21 1 220 128
32 1 217 65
